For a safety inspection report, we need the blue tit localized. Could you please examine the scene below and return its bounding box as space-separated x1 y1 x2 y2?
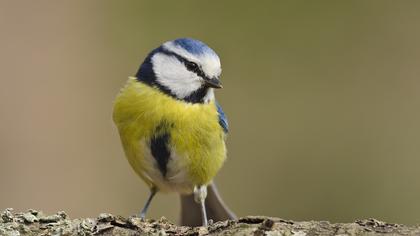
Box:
113 38 235 226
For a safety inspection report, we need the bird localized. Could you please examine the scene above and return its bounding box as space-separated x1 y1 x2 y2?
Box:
112 38 235 226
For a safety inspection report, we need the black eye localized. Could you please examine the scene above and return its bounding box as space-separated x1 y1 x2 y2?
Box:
185 61 199 71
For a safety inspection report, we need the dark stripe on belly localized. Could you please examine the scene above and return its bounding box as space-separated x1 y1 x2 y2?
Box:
150 131 171 177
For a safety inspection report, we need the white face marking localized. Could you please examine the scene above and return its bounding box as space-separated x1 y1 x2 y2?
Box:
163 41 222 80
150 40 221 102
152 52 202 99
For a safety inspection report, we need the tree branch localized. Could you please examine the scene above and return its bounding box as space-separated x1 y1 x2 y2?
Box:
1 209 418 235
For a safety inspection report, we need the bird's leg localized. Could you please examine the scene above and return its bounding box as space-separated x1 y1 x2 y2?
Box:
139 187 157 219
194 185 208 226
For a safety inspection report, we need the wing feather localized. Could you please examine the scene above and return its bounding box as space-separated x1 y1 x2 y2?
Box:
216 101 228 133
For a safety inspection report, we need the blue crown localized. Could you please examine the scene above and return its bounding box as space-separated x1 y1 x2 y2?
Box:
172 38 217 56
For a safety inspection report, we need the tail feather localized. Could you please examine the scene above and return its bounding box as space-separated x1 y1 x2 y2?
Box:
180 182 236 226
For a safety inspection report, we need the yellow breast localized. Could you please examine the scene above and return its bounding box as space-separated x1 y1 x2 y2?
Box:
113 77 227 193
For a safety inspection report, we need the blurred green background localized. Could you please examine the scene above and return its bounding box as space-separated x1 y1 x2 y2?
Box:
1 1 420 225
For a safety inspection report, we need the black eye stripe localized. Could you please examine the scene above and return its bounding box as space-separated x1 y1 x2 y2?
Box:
160 49 209 80
185 61 199 72
183 59 206 78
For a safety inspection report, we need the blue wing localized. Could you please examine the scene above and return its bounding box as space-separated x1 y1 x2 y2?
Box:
216 101 228 133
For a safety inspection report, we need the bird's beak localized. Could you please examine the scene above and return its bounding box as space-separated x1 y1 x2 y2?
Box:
204 77 223 89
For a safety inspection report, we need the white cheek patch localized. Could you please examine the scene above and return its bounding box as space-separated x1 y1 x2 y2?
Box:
152 53 202 99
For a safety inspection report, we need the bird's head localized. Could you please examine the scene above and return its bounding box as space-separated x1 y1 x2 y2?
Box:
136 38 222 104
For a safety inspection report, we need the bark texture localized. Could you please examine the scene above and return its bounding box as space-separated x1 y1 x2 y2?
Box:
1 208 419 236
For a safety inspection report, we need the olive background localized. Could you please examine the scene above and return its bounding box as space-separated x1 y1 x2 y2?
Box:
1 1 420 225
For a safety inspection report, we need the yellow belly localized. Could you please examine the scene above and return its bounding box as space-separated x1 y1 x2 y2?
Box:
113 77 227 193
